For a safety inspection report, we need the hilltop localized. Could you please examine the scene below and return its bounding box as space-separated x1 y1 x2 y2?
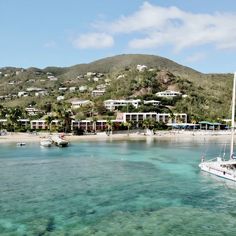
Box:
0 54 233 121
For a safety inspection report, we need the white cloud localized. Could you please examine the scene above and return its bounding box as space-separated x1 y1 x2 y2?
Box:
72 33 114 49
93 2 236 51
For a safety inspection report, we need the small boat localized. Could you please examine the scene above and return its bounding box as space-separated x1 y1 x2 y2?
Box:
199 72 236 181
51 135 69 147
40 138 52 147
17 142 26 146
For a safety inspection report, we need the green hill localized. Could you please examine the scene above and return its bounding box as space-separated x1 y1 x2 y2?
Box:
0 54 233 121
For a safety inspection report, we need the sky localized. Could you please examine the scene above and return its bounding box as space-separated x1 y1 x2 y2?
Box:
1 0 236 73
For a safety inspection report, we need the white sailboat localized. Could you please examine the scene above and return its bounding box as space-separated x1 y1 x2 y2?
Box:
199 72 236 181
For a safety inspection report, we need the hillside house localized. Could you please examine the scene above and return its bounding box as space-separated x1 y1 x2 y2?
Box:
91 90 105 97
156 90 182 97
25 107 42 116
79 85 88 92
18 91 28 97
143 100 160 106
71 100 92 109
104 99 141 111
137 64 148 72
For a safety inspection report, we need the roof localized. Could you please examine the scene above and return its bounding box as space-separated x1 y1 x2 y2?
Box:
199 121 221 125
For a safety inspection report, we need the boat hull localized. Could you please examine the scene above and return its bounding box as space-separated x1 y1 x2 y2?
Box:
199 162 236 182
40 140 52 147
51 135 69 147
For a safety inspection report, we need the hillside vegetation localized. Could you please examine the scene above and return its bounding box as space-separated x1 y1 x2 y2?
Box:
0 54 233 122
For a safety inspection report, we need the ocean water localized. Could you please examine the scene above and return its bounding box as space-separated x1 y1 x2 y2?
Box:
1 138 236 235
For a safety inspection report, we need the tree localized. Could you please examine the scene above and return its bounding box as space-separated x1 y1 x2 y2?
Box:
106 118 113 135
123 120 133 136
45 115 54 133
7 106 23 131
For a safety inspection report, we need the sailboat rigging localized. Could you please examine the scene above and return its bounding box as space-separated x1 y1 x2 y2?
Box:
199 72 236 181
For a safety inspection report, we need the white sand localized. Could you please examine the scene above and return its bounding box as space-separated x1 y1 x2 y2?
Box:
0 130 233 144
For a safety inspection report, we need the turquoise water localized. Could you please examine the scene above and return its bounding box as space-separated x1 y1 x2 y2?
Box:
1 138 236 235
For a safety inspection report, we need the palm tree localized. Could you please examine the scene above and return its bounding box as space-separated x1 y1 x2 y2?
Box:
54 102 72 133
92 116 98 133
142 118 155 134
7 106 23 132
45 115 54 133
123 120 133 136
106 118 113 136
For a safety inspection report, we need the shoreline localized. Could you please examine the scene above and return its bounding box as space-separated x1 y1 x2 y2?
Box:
0 130 233 144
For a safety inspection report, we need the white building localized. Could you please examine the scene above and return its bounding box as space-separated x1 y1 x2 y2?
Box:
156 90 182 97
79 85 88 92
35 90 48 97
57 96 64 101
30 119 60 130
121 112 187 124
91 90 105 97
25 107 41 116
18 91 28 97
48 75 58 81
104 99 141 111
143 100 160 106
26 87 44 92
59 87 67 92
137 64 148 72
71 100 91 109
69 87 76 92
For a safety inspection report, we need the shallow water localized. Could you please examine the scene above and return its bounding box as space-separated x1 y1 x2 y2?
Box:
1 138 236 235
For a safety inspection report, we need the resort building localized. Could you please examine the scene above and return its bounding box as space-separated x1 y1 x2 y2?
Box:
71 119 123 132
31 120 48 130
104 99 141 111
0 119 7 127
156 90 182 97
18 119 30 128
121 112 187 124
30 119 60 130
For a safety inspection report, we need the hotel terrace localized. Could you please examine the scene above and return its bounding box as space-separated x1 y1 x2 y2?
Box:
104 99 161 111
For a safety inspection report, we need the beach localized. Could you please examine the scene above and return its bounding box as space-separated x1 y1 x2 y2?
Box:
0 130 233 144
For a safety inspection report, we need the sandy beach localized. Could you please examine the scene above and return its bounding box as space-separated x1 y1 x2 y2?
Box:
0 130 233 144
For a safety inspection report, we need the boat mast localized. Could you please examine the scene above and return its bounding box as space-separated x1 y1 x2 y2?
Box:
230 72 236 159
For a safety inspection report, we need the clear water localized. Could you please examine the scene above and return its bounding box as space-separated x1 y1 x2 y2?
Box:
1 138 236 235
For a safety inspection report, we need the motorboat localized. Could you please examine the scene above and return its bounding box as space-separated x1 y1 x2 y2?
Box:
40 138 52 147
51 134 69 147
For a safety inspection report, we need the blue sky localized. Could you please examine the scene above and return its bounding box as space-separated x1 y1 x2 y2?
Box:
1 0 236 73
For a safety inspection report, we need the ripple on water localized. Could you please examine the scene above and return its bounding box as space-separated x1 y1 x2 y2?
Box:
1 140 236 235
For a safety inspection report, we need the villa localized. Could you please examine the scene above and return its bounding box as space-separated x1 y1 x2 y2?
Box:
71 100 92 109
91 90 105 97
156 90 182 97
104 99 141 111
